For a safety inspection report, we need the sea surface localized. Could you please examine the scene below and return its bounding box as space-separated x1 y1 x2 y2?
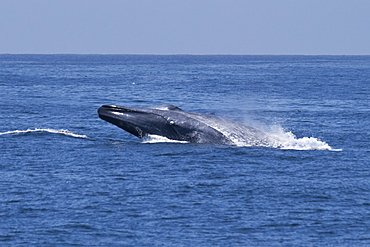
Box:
0 55 369 246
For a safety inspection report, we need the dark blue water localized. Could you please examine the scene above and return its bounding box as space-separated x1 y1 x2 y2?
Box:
1 55 369 246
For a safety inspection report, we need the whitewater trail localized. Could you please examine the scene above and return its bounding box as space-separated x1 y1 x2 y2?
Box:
0 128 89 139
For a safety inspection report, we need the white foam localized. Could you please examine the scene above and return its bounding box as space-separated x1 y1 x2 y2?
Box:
260 126 341 151
142 134 189 144
0 128 89 138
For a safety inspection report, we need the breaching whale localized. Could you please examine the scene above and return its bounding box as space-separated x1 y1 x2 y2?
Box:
98 104 273 146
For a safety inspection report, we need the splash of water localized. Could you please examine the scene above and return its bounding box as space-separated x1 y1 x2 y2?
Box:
0 128 88 139
143 134 189 144
255 126 341 151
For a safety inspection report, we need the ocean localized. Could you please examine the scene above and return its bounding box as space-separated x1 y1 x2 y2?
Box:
1 55 369 246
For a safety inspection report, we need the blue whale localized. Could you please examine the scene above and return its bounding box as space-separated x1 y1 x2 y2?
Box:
98 104 270 145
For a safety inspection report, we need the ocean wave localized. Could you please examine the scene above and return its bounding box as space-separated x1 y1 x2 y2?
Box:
0 128 89 139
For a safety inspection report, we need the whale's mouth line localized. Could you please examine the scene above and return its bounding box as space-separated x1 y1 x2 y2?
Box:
99 105 164 121
100 105 139 113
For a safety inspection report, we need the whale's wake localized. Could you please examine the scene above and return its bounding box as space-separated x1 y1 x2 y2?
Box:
0 128 88 139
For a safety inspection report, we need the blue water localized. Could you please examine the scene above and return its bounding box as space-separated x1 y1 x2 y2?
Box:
1 55 369 246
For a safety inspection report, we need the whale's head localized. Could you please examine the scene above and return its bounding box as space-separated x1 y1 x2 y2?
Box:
98 104 229 143
98 104 184 139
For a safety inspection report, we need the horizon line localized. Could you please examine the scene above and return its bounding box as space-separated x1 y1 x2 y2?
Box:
1 53 370 56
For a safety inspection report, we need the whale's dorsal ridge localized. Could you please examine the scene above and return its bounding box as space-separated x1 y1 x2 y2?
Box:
149 104 183 111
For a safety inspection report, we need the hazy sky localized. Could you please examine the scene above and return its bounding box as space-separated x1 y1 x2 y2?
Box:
1 0 369 55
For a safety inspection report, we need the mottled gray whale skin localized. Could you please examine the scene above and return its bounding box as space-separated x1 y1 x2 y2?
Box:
98 104 269 145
